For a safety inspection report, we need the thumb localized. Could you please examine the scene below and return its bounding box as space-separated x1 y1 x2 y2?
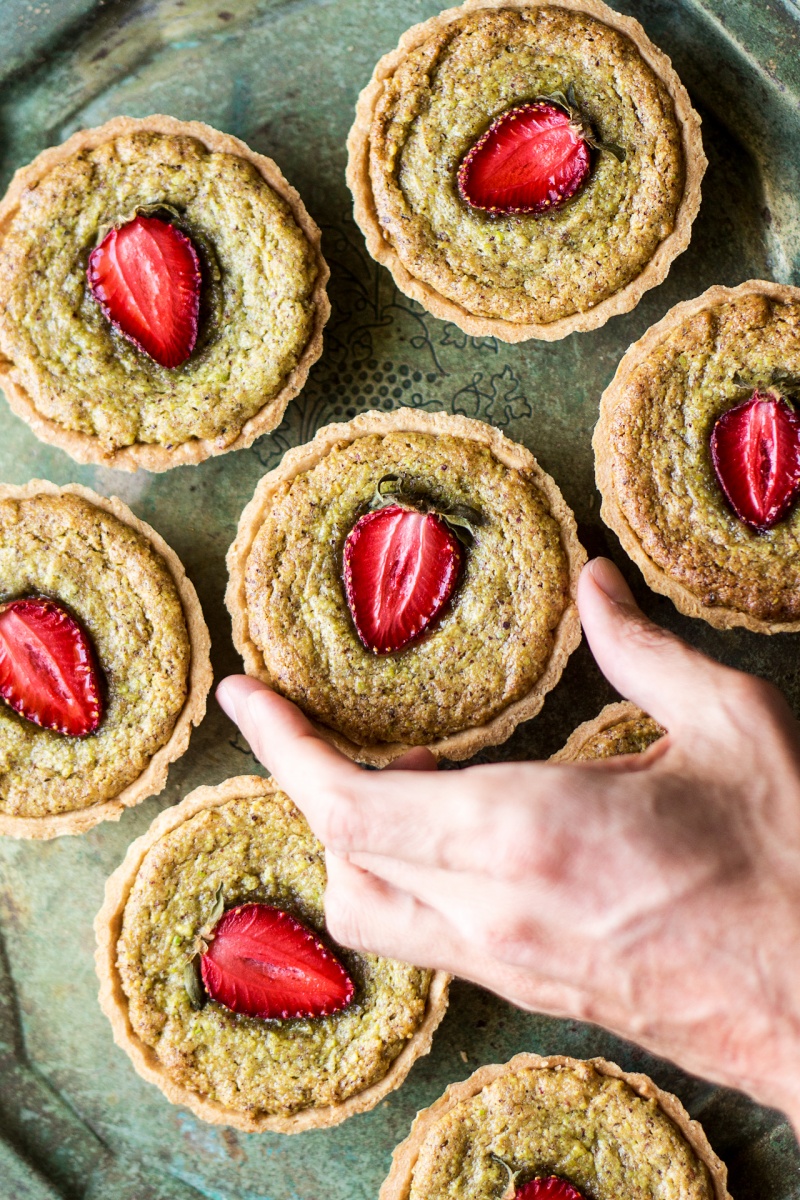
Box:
578 558 737 731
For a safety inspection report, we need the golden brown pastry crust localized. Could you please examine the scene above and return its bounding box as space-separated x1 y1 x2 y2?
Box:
346 0 705 343
95 774 450 1133
0 479 212 839
379 1052 731 1200
226 407 585 765
0 114 330 472
550 700 663 761
594 279 800 633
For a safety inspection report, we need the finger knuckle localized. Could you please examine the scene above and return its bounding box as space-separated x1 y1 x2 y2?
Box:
486 809 569 885
317 789 363 853
324 887 368 952
473 913 534 961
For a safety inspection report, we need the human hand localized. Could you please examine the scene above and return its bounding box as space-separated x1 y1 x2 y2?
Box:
217 558 800 1129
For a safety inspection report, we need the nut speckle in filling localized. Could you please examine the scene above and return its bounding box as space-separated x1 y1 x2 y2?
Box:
0 493 189 818
0 132 318 449
409 1063 713 1200
575 716 663 759
244 431 571 747
369 8 684 325
118 792 432 1117
608 293 800 621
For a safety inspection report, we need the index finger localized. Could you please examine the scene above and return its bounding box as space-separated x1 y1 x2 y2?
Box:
216 675 628 876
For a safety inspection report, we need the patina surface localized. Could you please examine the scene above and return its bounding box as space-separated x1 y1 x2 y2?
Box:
0 1 798 1198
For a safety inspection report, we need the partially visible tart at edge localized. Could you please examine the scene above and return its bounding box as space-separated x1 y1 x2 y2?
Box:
379 1054 728 1200
595 281 800 630
0 115 329 471
348 0 704 341
552 701 664 762
96 776 449 1132
226 409 585 764
0 481 211 837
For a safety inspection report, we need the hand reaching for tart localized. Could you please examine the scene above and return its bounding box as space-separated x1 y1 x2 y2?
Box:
217 557 800 1133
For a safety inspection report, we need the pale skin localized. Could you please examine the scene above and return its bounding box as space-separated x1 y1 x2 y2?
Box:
217 557 800 1131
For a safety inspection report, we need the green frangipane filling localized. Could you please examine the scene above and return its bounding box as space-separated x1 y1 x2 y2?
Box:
576 717 663 759
0 132 317 448
409 1065 713 1200
118 793 432 1116
611 293 800 621
246 431 570 746
371 7 684 324
0 493 189 819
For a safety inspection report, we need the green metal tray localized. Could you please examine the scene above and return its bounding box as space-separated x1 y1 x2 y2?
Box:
0 1 799 1197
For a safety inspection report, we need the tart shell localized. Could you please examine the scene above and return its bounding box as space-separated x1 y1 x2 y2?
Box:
0 479 212 839
594 279 800 634
94 774 450 1133
550 700 662 761
0 114 331 472
226 407 585 766
379 1052 731 1200
346 0 705 344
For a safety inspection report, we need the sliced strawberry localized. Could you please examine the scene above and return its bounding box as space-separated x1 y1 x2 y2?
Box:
87 213 201 368
516 1178 585 1200
0 598 103 736
710 389 800 532
200 904 355 1021
458 102 591 215
343 504 462 654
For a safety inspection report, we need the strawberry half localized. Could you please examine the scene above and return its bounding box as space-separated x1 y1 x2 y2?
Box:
200 904 355 1021
710 389 800 532
516 1178 585 1200
87 213 201 368
458 102 592 215
0 598 103 736
343 504 463 654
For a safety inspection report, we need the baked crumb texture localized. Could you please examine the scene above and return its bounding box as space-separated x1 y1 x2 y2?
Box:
244 430 572 747
0 130 319 452
118 791 432 1117
369 6 685 326
601 290 800 623
0 492 190 819
407 1062 714 1200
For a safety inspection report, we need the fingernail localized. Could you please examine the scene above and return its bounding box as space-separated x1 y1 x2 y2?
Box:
587 557 635 606
215 680 237 723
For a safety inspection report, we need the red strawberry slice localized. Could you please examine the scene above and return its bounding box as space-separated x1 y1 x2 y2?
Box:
458 102 591 215
0 598 103 737
516 1178 585 1200
200 904 355 1021
87 213 201 368
343 504 462 654
710 389 800 532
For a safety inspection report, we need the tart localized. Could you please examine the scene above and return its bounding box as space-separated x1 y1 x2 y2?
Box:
95 775 450 1133
0 114 330 472
347 0 705 343
0 480 211 839
381 1053 730 1200
226 407 585 765
551 701 664 761
595 280 800 632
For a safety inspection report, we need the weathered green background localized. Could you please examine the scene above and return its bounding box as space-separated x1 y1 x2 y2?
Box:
0 0 799 1197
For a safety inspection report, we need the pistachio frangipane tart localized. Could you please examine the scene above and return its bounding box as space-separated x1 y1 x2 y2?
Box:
551 700 665 761
595 280 800 632
347 0 705 343
0 480 211 839
95 775 449 1133
226 407 585 765
0 114 330 471
380 1053 730 1200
